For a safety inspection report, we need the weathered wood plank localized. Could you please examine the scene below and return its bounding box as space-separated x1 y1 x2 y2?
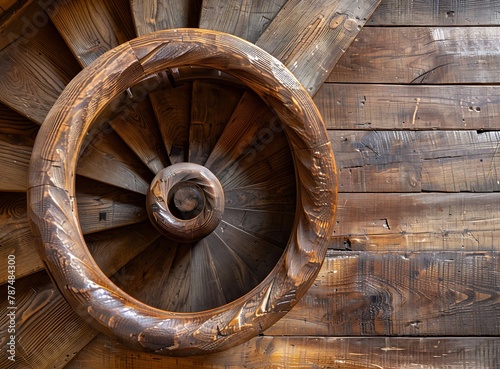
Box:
316 84 500 130
257 0 381 95
370 0 500 26
0 223 159 369
77 128 154 195
199 0 287 43
130 0 201 36
267 251 500 336
329 27 500 84
331 130 500 193
0 20 81 124
66 334 500 369
48 0 135 67
0 193 39 283
334 192 500 251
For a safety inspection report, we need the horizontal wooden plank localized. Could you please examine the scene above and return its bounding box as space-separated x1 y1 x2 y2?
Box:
66 334 500 369
331 130 500 193
370 0 500 26
267 251 500 336
316 84 500 130
334 192 500 251
328 27 500 84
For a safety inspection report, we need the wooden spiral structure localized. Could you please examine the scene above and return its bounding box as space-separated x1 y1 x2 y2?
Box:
27 29 337 356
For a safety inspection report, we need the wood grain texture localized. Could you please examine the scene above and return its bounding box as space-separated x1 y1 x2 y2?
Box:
199 0 287 43
333 192 500 251
28 29 336 355
130 0 201 36
0 223 160 369
329 27 500 84
331 130 500 193
48 0 135 67
65 335 500 369
256 0 381 95
370 0 500 26
316 84 500 130
77 128 154 195
110 99 169 174
0 192 39 284
268 251 500 336
150 83 192 164
0 20 81 124
188 80 244 165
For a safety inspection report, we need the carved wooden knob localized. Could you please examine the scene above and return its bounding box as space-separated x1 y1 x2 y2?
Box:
147 163 224 242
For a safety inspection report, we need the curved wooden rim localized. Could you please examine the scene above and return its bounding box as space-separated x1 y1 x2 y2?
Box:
27 28 337 356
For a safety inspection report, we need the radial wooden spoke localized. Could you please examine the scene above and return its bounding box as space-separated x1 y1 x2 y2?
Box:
112 237 179 309
214 221 284 281
188 80 244 165
256 0 381 95
0 20 81 124
224 176 296 213
199 0 288 43
0 109 38 192
204 232 260 303
222 208 294 246
204 91 277 174
217 141 295 191
0 224 159 369
0 192 39 284
110 99 170 174
150 83 192 164
48 0 135 68
186 238 226 311
77 127 154 194
130 0 201 36
152 242 192 312
76 176 148 235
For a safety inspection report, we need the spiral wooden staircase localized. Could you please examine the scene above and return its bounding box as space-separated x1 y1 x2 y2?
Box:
1 0 500 368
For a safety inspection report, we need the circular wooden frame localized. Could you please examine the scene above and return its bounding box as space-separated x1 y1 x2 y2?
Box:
28 29 337 356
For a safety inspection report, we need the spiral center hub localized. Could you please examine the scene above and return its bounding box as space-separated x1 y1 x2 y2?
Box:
146 163 224 243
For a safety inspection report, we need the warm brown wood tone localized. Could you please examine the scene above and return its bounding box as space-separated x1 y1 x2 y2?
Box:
316 84 500 130
329 27 500 84
188 81 244 165
370 0 500 26
27 29 336 355
48 0 135 67
0 20 81 124
130 0 201 36
199 0 287 43
268 251 500 336
76 128 154 194
0 223 160 369
331 130 500 193
256 0 381 95
146 163 224 243
66 335 500 369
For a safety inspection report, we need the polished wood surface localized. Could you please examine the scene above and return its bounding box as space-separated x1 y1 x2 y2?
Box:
27 29 336 355
1 0 499 367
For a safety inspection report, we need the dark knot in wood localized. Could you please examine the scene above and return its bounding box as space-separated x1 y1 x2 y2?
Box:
146 162 224 242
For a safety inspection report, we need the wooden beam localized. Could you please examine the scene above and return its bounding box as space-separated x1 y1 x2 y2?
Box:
369 0 500 26
329 27 500 84
316 84 500 130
